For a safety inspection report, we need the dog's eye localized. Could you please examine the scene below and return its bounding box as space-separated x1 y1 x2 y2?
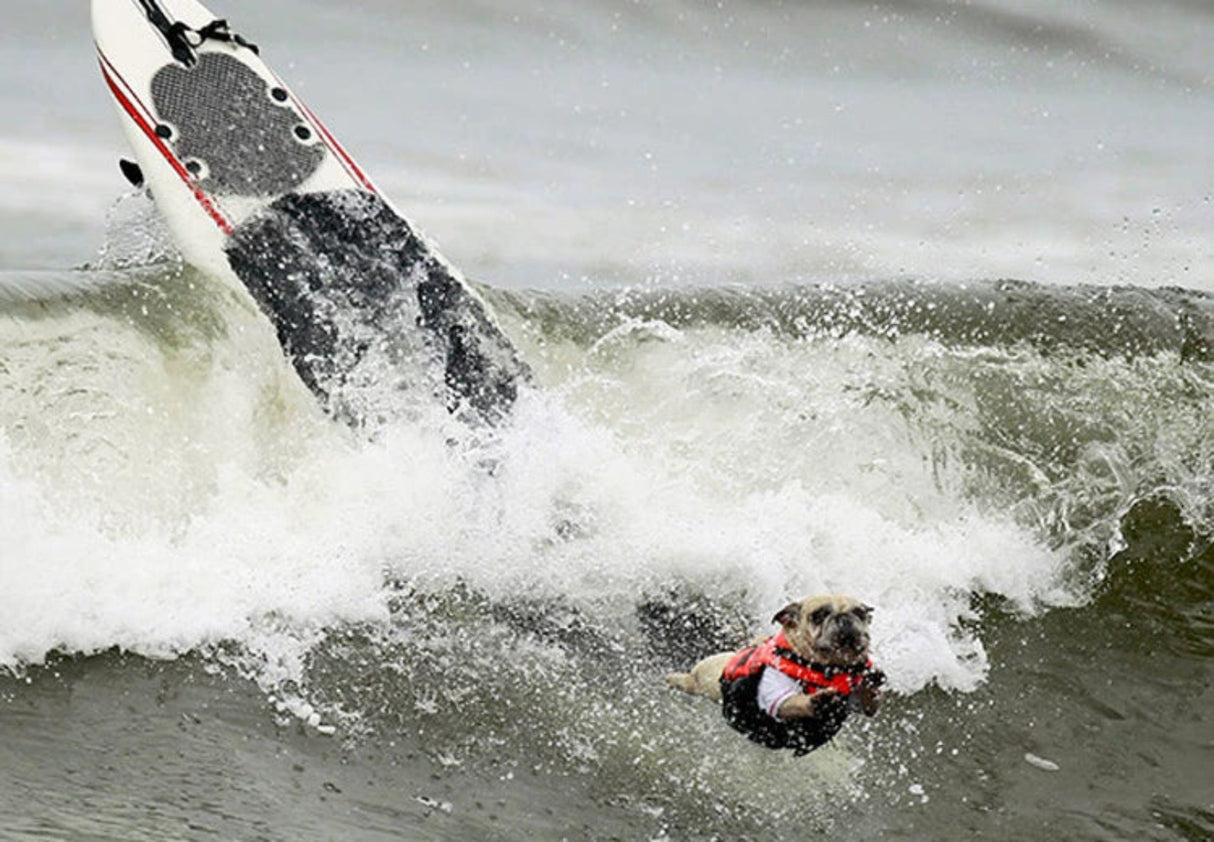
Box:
810 607 832 626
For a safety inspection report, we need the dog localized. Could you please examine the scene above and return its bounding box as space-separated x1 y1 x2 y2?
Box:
665 594 884 754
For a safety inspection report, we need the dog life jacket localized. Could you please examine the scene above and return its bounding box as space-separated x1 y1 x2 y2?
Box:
719 631 871 755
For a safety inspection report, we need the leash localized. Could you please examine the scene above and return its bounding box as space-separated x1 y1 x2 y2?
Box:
134 0 258 67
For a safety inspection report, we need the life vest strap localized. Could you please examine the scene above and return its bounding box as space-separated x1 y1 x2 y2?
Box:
723 632 870 696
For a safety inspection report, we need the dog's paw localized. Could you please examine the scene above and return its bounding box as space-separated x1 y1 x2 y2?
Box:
859 681 882 717
812 688 849 724
864 667 887 689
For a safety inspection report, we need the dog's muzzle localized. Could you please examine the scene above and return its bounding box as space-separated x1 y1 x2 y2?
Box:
828 614 868 653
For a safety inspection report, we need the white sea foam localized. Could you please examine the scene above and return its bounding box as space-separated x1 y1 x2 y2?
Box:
0 295 1074 700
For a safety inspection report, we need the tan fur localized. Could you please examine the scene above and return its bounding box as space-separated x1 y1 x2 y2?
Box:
665 594 882 720
664 652 733 701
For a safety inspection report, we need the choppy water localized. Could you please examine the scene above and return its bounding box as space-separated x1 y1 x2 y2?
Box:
2 1 1212 840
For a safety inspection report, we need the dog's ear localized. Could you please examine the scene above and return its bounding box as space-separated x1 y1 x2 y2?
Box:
772 602 802 628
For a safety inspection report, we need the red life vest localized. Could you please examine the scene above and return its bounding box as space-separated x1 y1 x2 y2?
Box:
722 631 870 697
718 631 872 755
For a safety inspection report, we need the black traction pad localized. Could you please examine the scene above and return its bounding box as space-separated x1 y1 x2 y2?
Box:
150 52 324 197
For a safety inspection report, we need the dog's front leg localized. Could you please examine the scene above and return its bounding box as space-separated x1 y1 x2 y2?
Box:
859 668 886 717
776 688 846 721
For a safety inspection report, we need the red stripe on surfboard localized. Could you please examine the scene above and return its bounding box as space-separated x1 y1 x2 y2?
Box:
96 42 157 127
266 67 374 192
302 103 377 194
97 49 234 236
274 76 377 195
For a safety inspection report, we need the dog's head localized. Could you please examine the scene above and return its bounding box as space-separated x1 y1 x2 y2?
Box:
773 595 872 666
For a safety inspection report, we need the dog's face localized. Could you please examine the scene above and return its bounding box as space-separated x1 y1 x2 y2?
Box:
773 595 872 666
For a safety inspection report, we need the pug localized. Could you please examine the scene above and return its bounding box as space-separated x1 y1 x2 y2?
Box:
665 595 885 754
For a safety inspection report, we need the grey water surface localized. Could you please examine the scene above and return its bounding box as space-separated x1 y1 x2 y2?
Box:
1 2 1211 839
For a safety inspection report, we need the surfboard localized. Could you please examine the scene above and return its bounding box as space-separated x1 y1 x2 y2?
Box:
92 0 528 425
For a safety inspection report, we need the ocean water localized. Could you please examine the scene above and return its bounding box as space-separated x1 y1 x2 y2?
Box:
1 1 1212 840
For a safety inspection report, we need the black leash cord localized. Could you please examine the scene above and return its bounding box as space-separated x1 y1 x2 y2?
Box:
135 0 198 65
134 1 260 65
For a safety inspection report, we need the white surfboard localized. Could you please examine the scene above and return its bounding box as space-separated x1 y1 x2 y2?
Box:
92 0 376 280
92 0 528 425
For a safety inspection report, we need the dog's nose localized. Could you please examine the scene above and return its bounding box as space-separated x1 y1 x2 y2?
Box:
834 615 863 647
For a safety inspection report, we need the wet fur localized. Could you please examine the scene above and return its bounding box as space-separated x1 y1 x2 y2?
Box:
665 594 883 719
